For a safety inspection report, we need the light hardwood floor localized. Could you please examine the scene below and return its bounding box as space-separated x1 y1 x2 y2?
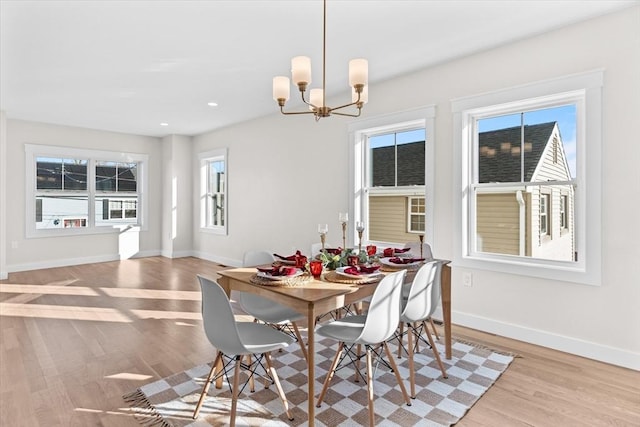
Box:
1 257 638 426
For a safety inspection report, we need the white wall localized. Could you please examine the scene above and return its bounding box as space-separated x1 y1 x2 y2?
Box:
0 111 7 279
192 7 640 369
161 134 193 258
3 120 163 271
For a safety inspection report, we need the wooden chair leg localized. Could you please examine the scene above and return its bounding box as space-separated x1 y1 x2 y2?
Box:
229 356 242 427
366 347 375 427
397 322 405 358
354 343 362 382
429 318 440 340
383 342 412 406
265 352 293 420
317 342 344 407
246 355 255 392
193 351 222 419
423 321 447 378
292 322 309 362
408 325 416 399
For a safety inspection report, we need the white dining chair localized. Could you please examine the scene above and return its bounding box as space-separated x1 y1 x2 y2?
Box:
395 260 448 398
315 270 411 426
239 250 308 362
403 241 440 340
194 275 294 425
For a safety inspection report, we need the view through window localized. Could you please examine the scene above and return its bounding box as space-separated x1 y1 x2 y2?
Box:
473 104 577 262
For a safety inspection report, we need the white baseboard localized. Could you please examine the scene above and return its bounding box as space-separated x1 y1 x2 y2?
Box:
6 250 162 273
7 254 121 273
159 250 194 259
192 250 242 268
0 270 7 280
437 309 639 371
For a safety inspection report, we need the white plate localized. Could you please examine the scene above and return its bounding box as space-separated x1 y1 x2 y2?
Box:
257 269 303 280
336 266 382 279
379 257 423 268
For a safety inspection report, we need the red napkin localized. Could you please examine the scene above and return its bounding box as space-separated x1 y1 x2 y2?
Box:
257 266 298 276
395 248 411 253
344 266 361 276
344 265 380 275
389 257 424 264
274 250 303 261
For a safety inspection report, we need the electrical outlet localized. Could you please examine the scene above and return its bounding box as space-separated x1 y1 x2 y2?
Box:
463 272 473 287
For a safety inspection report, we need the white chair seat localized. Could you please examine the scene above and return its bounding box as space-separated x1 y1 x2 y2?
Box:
239 293 304 324
237 322 295 354
315 315 366 343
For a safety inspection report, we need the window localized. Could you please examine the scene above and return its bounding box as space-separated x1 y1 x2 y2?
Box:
452 70 603 285
408 197 425 233
349 107 435 248
26 145 148 237
95 161 138 225
560 194 568 230
199 148 228 235
540 193 550 236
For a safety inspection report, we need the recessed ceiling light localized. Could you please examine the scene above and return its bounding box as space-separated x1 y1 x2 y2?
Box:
160 122 169 126
207 102 218 107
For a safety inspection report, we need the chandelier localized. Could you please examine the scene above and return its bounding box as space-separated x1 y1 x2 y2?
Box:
272 0 368 120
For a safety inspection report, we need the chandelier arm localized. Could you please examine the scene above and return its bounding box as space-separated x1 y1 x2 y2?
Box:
328 99 361 112
279 108 317 116
331 110 362 118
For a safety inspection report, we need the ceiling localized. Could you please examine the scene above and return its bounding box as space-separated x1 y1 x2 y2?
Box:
1 0 637 138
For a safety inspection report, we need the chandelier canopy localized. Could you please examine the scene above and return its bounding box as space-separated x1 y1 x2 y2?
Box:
272 0 368 121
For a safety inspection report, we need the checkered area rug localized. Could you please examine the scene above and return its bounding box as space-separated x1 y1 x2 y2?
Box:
123 335 514 426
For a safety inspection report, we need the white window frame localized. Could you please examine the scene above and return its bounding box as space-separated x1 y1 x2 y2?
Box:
198 148 228 236
25 144 148 238
348 106 436 248
452 70 603 286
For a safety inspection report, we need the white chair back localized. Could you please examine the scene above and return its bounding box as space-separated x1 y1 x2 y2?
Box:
401 261 440 323
243 250 275 267
357 270 406 344
403 242 434 261
197 275 247 356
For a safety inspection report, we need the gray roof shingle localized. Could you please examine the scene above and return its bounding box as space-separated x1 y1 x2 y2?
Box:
478 122 555 183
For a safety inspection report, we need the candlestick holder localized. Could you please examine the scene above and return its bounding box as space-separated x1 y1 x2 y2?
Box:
356 221 365 253
318 223 329 252
341 221 347 249
339 212 348 249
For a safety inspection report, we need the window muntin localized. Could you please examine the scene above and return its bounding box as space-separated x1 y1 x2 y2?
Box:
26 144 147 237
199 148 228 235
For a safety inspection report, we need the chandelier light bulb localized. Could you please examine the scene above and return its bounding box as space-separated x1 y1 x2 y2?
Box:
291 56 312 87
273 76 290 102
348 58 368 87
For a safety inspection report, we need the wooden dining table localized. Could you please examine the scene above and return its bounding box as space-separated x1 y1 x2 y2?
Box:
216 262 452 427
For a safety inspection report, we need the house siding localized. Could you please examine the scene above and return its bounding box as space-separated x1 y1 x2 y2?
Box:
476 193 521 255
369 195 419 243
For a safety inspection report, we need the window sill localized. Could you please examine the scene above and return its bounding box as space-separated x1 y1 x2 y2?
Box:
455 253 600 286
